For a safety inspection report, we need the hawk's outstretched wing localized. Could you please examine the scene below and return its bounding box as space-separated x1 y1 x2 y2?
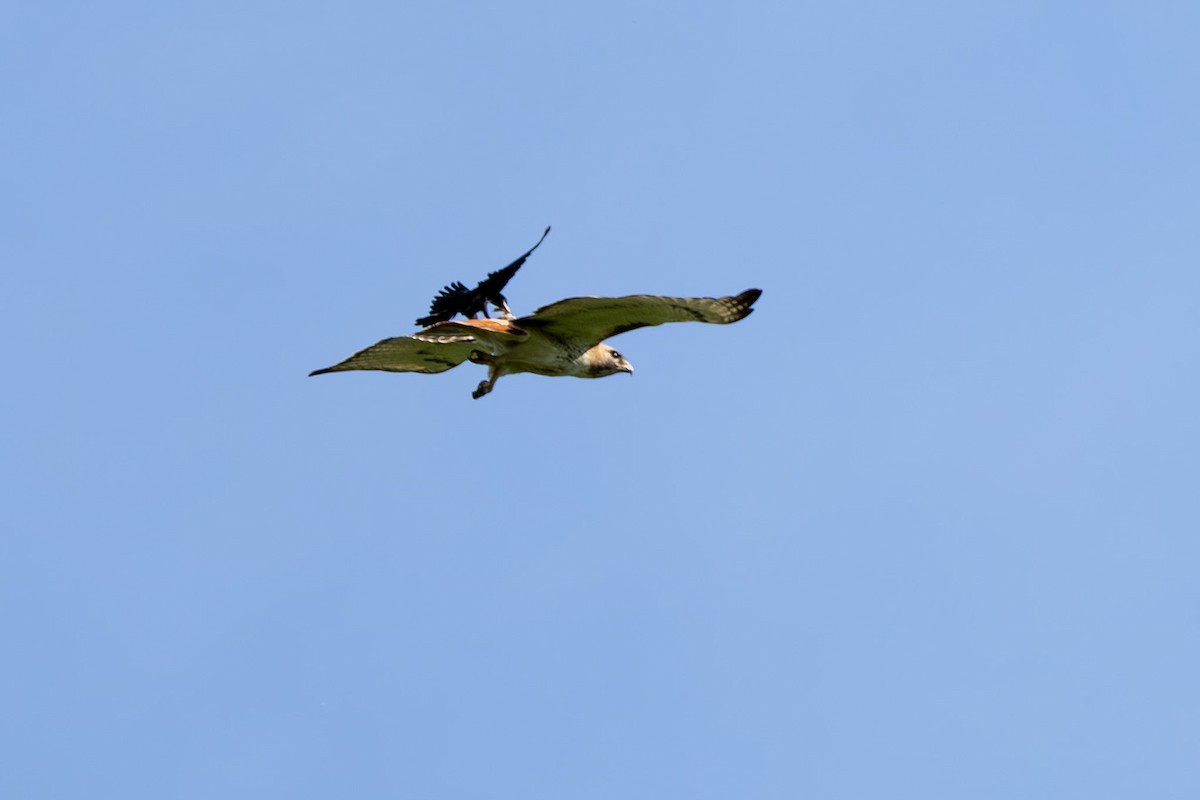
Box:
309 336 477 376
518 288 761 347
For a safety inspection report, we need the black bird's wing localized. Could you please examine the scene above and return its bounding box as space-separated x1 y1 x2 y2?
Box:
473 226 551 314
415 281 472 328
414 227 551 326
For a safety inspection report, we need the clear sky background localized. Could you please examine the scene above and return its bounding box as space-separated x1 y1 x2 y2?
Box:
3 2 1198 797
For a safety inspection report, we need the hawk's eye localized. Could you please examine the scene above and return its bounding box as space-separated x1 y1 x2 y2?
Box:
611 351 622 360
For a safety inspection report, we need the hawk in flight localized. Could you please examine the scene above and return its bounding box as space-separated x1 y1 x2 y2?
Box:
311 289 762 399
415 227 551 326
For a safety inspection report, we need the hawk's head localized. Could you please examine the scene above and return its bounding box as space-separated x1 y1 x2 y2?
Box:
583 344 634 378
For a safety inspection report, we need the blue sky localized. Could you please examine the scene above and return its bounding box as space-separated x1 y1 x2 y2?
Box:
3 1 1198 797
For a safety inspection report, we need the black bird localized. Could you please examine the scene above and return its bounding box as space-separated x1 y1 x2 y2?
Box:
415 227 551 327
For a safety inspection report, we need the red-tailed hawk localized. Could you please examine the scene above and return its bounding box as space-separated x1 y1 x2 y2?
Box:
311 289 762 399
415 227 551 326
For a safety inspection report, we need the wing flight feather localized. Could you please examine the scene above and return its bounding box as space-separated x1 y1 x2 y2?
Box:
309 336 476 376
520 288 761 346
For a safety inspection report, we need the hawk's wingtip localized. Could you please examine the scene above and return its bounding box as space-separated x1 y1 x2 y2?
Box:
732 288 762 322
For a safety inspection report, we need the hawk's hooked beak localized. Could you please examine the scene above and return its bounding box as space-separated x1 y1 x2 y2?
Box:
620 363 634 375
